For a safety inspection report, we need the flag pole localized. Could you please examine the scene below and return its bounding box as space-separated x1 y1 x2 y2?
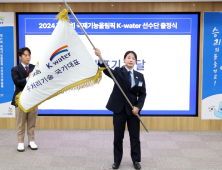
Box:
63 0 149 132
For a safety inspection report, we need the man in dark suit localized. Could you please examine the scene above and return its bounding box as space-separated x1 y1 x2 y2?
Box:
95 49 146 170
11 47 38 152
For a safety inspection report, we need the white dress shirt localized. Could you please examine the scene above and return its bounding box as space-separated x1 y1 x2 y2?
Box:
124 66 135 88
21 63 29 82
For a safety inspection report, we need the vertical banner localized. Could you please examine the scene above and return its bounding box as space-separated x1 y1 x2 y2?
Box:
0 12 15 117
202 12 222 119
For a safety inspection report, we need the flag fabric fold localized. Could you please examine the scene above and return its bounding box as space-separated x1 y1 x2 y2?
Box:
16 9 105 113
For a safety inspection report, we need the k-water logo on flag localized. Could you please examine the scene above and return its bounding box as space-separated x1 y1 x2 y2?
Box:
50 45 69 61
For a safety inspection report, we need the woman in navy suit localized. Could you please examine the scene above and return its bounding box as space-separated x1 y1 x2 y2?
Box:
95 49 146 170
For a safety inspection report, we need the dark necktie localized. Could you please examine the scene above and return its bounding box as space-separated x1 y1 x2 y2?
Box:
25 66 29 76
128 71 131 89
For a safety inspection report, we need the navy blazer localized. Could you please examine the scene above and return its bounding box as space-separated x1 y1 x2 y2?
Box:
98 62 146 116
11 63 35 106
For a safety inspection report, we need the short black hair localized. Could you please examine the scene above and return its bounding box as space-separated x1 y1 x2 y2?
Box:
124 51 137 61
18 47 31 57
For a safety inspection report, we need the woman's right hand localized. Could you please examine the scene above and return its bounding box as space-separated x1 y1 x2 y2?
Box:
94 48 102 61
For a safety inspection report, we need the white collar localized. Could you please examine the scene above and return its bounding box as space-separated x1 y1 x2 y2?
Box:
21 63 29 68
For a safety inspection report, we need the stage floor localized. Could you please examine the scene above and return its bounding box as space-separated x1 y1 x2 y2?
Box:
0 129 222 170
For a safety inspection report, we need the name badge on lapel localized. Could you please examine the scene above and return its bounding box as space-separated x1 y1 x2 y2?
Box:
138 81 143 87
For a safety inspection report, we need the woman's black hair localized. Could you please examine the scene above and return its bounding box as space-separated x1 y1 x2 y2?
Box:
124 51 137 60
18 47 31 57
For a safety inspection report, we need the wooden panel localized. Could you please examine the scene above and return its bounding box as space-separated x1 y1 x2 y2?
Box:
0 3 5 12
1 2 222 130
